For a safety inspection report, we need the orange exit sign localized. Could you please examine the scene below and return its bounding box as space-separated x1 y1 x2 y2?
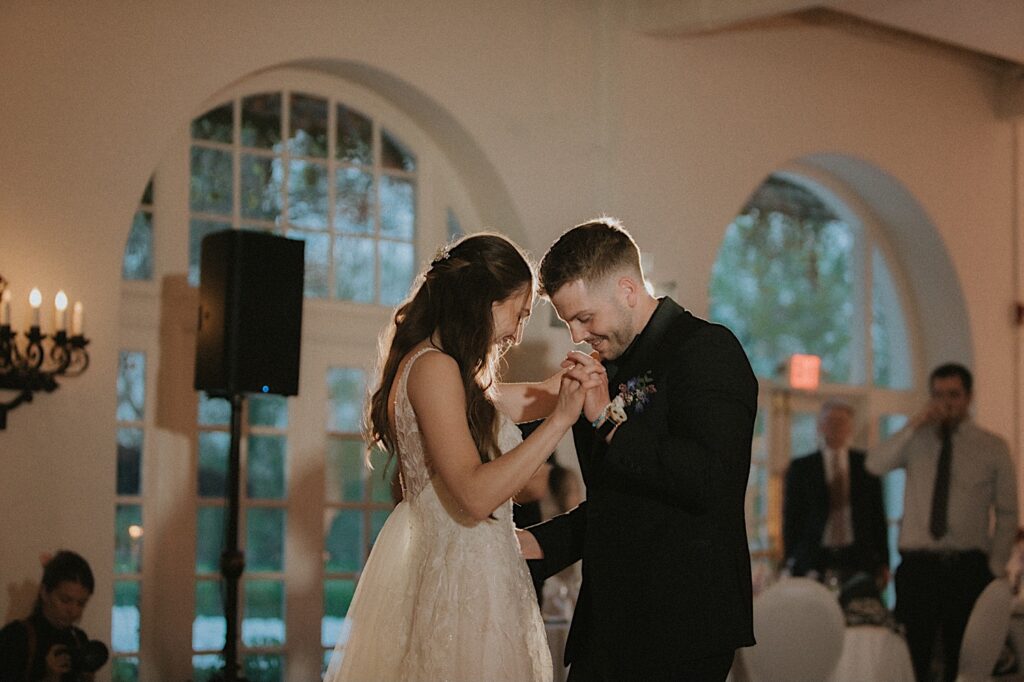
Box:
789 354 821 390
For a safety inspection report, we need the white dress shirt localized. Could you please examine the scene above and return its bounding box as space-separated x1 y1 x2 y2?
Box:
866 418 1017 575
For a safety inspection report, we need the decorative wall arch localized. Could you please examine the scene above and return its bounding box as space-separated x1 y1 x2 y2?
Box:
714 152 972 390
712 152 973 588
798 153 973 376
288 58 526 245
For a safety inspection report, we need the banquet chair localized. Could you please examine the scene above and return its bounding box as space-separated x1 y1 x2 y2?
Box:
739 577 846 682
828 625 915 682
956 578 1015 682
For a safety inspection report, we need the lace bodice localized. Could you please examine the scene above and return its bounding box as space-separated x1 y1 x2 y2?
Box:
393 347 437 501
394 346 522 503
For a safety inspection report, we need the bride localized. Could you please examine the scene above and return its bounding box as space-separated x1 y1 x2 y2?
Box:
324 233 602 682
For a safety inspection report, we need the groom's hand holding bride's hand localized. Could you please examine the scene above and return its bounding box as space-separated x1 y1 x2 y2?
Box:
561 350 608 424
555 361 604 426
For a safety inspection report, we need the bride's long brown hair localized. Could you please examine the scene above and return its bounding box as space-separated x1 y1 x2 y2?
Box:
367 233 534 467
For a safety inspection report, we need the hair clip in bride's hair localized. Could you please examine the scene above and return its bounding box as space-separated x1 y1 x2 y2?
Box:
431 244 453 266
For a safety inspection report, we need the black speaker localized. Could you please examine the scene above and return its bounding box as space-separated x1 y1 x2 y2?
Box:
194 230 304 397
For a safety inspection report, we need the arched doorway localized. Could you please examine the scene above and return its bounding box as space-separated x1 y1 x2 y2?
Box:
709 159 968 600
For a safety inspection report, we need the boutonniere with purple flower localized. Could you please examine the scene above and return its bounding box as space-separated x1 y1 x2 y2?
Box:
616 370 657 414
593 370 659 437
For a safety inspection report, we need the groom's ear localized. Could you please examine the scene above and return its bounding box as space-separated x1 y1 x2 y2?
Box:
617 275 641 307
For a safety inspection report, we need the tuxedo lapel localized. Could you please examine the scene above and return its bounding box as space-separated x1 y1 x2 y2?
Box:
848 451 866 498
808 451 829 513
847 450 868 545
805 452 831 539
606 297 690 399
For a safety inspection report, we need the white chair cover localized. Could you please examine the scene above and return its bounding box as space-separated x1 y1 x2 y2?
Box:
741 577 846 682
828 625 915 682
957 578 1015 682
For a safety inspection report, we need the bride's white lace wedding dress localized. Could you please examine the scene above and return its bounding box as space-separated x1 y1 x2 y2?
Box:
324 347 553 682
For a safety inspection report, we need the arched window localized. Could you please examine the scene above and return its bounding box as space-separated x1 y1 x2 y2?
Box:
711 175 912 388
115 68 480 681
709 172 917 594
187 91 416 305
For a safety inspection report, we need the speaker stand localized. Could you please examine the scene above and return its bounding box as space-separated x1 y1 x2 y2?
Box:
211 392 249 682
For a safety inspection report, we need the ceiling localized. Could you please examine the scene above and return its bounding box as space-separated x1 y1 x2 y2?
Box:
628 0 1024 68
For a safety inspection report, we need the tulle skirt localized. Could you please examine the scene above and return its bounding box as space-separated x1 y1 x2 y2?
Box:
324 494 552 682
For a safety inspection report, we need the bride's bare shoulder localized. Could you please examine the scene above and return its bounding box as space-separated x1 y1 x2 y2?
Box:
405 347 459 393
402 348 467 420
389 343 449 412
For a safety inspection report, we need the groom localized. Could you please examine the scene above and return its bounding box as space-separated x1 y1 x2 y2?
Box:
524 217 757 680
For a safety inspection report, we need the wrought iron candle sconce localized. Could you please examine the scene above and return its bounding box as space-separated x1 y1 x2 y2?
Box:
0 274 90 429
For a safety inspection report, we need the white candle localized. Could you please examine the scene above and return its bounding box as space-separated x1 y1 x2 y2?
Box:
71 301 84 336
29 288 42 328
54 290 68 331
0 289 10 327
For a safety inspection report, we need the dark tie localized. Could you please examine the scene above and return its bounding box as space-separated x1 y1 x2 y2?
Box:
827 449 849 546
929 425 953 539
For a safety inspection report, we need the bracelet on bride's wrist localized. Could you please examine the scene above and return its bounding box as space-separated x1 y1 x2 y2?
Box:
592 400 626 437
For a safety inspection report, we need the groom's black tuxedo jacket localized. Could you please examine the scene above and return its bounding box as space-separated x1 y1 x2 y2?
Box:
782 449 889 578
530 298 757 678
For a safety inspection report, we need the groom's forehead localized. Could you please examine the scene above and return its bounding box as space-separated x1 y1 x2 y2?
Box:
550 280 597 318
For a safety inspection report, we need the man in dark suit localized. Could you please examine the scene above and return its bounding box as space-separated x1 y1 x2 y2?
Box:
783 401 889 587
518 218 757 681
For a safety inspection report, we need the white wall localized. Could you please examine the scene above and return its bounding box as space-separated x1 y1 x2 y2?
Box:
1 0 1020 673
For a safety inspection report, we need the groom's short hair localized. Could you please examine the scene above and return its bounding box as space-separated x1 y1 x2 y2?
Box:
539 217 644 296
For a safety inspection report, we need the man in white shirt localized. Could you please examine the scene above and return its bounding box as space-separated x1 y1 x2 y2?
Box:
868 363 1018 682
